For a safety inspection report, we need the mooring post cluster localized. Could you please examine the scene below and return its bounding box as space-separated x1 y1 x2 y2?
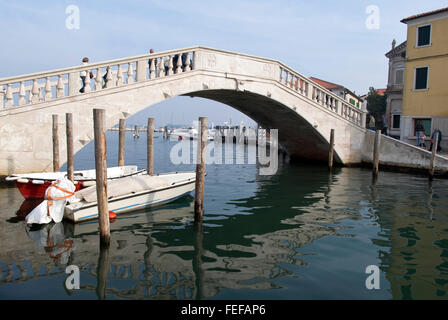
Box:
51 111 208 244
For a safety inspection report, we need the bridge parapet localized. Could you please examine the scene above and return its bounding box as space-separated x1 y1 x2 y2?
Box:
278 65 365 127
0 47 198 109
1 46 365 128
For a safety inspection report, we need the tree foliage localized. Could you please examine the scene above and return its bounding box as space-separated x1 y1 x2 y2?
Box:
366 87 387 117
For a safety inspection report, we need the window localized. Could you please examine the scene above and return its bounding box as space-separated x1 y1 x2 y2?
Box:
414 118 431 136
395 69 404 84
392 115 400 129
349 98 356 106
417 25 431 47
414 67 428 90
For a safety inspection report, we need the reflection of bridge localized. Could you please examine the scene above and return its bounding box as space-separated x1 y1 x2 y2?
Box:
0 166 366 300
2 46 445 175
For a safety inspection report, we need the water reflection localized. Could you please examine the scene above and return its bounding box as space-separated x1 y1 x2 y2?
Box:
1 164 448 300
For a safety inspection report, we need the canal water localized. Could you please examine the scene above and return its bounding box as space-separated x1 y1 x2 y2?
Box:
1 131 448 300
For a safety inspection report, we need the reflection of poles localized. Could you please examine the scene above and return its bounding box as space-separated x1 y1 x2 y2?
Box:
427 179 434 221
371 174 378 203
143 234 154 282
96 242 110 300
192 222 204 300
325 171 333 207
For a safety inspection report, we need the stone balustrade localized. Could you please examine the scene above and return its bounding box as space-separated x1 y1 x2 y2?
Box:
0 46 365 128
278 65 365 127
0 48 196 109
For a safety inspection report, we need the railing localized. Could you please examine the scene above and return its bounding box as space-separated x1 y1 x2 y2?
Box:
279 65 365 127
0 48 197 109
0 46 365 128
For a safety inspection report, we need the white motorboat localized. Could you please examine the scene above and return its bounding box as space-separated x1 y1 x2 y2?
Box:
169 127 214 141
5 166 144 199
64 172 196 223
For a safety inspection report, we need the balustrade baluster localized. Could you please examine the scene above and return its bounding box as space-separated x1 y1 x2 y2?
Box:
184 52 191 71
95 68 102 91
117 65 124 86
167 56 174 75
30 80 39 103
127 63 134 84
158 57 165 77
279 68 283 83
176 53 182 73
45 77 52 100
106 66 113 87
149 59 156 79
5 84 13 107
57 75 64 98
0 87 4 108
84 70 91 93
19 82 26 105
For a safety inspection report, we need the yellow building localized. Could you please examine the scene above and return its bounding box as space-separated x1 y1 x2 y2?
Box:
400 7 448 149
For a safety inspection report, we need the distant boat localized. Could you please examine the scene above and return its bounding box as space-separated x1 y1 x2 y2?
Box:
5 166 144 199
65 172 196 223
169 127 214 141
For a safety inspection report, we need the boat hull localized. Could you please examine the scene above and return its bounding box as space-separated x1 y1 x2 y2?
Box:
15 180 84 199
65 176 195 223
7 166 142 199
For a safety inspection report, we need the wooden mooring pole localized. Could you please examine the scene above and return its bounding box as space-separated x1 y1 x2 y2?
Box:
429 132 439 179
52 114 59 172
194 117 207 221
328 129 334 170
93 109 110 245
66 113 74 182
118 118 126 166
372 130 381 177
147 118 154 175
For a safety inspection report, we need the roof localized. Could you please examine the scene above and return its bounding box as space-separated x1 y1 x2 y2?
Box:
401 7 448 23
310 77 363 102
309 77 344 90
385 41 406 58
360 89 387 99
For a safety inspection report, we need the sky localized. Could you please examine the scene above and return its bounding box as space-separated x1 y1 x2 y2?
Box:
1 0 447 127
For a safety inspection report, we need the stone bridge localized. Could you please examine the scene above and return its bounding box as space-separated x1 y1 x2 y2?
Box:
1 46 447 175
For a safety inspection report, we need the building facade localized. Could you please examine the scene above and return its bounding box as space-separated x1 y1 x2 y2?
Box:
385 40 406 138
400 7 448 148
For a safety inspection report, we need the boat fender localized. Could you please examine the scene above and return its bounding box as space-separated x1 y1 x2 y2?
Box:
31 179 45 185
109 211 117 219
5 176 20 181
17 178 29 184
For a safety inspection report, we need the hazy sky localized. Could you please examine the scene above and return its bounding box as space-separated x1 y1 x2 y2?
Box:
1 0 446 127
